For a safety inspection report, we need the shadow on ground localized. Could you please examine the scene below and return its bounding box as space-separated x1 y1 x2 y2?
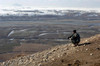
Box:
78 43 91 46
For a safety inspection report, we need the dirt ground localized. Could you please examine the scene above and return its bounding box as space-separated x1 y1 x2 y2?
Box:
42 34 100 66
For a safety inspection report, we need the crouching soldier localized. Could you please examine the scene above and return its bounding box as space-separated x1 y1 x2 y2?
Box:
68 30 80 46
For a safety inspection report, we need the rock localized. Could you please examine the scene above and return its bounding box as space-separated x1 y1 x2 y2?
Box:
47 52 52 55
63 53 67 56
58 55 60 58
77 50 79 51
38 63 42 66
61 59 64 63
86 62 88 64
71 44 75 47
85 40 88 42
42 59 47 62
18 59 24 65
68 64 72 66
2 62 5 65
64 48 69 51
56 48 59 50
73 60 81 66
84 44 86 46
51 58 55 61
96 48 100 50
86 48 88 51
52 49 56 52
90 53 93 56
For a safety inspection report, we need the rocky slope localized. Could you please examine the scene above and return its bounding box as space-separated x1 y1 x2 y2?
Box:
0 34 100 66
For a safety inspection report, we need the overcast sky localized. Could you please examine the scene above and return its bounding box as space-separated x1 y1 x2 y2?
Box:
0 0 100 9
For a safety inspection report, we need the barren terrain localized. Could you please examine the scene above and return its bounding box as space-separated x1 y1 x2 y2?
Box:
0 19 100 62
0 34 100 66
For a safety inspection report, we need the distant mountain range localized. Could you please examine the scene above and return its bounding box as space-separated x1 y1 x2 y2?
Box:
0 9 100 21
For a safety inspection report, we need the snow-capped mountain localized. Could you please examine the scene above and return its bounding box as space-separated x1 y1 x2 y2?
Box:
0 8 99 16
0 7 100 20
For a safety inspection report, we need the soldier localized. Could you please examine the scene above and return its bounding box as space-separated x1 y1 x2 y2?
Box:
68 30 80 46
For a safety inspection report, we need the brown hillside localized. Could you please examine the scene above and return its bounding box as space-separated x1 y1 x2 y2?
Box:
0 34 100 66
42 34 100 66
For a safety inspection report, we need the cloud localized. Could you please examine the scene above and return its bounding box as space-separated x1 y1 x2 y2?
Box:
0 0 100 8
12 3 22 6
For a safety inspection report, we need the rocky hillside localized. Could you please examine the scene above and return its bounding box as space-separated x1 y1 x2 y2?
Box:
0 34 100 66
